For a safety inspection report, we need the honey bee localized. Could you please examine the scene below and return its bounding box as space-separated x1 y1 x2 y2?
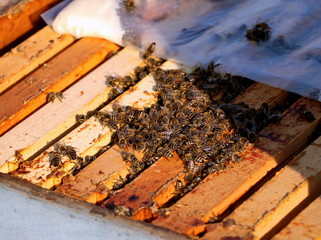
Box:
113 205 132 217
75 114 86 123
15 150 24 161
142 42 156 59
300 106 315 122
121 151 137 163
118 137 128 148
174 179 185 195
113 176 127 190
108 87 121 99
106 119 119 130
49 151 61 168
246 22 271 43
84 155 96 165
54 142 67 155
134 142 146 152
130 160 145 174
47 92 64 103
184 160 196 182
66 145 77 160
269 113 282 124
123 0 136 12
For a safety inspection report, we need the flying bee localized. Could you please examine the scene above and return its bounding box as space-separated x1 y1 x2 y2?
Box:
174 179 185 195
47 92 64 103
300 106 315 122
49 151 61 168
123 0 136 12
65 145 77 160
142 42 156 59
246 22 271 43
75 114 86 123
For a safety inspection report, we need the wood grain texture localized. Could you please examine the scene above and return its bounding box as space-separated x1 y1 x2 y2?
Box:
0 48 143 172
0 26 75 93
0 37 118 136
47 61 188 196
152 82 288 211
274 196 321 240
202 137 321 239
152 97 321 236
0 0 62 50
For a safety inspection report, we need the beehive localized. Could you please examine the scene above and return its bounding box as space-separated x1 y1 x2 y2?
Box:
1 1 321 239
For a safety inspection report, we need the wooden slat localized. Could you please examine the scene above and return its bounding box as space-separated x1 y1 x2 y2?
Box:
152 97 321 236
0 48 146 174
274 196 321 240
0 26 75 93
0 37 118 136
53 61 189 201
202 136 321 239
11 61 186 189
104 153 184 220
97 82 287 221
152 83 288 210
0 0 61 50
232 82 288 109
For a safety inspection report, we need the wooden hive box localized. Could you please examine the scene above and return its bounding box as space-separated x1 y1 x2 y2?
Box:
1 1 321 239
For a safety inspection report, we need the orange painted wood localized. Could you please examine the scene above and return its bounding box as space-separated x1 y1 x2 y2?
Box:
81 82 288 222
152 97 321 236
274 196 321 240
0 26 75 93
233 82 288 109
56 146 128 203
105 153 184 218
202 137 321 240
152 82 288 209
0 0 62 50
0 37 119 136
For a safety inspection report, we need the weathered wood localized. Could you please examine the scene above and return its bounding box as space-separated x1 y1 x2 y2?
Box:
202 137 321 239
101 82 287 223
274 196 321 240
0 0 62 50
232 82 288 109
152 83 288 209
0 26 75 93
0 48 145 173
52 61 190 202
12 61 187 189
152 97 321 236
106 152 184 219
0 37 118 136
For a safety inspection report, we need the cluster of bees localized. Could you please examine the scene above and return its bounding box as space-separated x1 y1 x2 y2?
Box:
48 143 95 174
96 53 280 195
